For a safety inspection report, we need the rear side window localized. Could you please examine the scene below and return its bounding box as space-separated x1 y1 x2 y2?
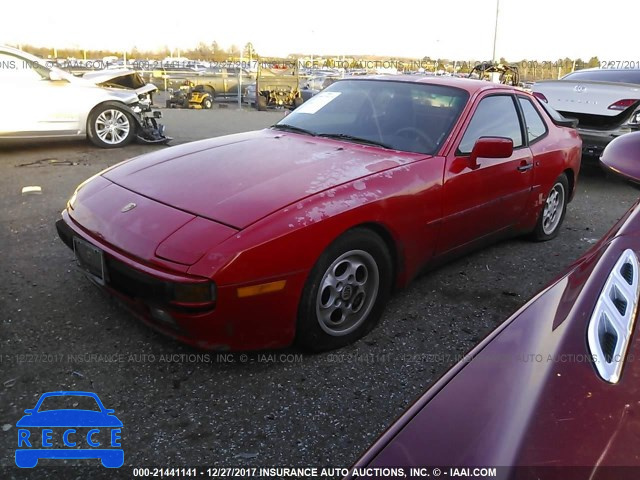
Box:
562 70 640 85
518 97 548 143
458 95 523 154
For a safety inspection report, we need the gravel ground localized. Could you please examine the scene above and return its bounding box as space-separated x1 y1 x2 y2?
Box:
1 107 638 478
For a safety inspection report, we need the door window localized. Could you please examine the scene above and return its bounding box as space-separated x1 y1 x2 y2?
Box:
518 97 548 143
458 95 523 154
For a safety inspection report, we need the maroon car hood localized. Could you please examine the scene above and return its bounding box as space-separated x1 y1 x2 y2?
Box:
103 130 425 228
355 229 640 475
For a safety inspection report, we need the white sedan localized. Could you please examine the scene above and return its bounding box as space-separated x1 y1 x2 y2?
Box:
0 45 168 148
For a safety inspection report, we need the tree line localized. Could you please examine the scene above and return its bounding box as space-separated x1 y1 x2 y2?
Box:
16 43 600 80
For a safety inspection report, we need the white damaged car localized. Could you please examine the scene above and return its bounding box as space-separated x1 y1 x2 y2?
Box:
0 45 169 148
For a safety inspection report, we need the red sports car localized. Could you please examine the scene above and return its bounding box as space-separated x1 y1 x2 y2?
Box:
56 76 582 351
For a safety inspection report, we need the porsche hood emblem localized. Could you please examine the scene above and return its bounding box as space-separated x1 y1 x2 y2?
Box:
121 202 137 213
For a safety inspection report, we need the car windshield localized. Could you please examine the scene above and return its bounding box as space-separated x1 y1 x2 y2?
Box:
38 395 101 412
276 79 469 155
562 69 640 85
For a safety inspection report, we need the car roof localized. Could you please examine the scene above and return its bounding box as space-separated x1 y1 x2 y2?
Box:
1 44 49 65
339 74 518 95
565 67 640 73
1 44 28 55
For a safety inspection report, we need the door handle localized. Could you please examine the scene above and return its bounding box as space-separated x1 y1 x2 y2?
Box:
517 162 533 172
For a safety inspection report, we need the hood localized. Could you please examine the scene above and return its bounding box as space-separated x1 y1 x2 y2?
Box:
103 130 427 228
83 69 157 96
68 176 237 266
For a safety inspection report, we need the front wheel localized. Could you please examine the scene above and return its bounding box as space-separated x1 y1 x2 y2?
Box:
296 229 392 351
87 104 136 148
532 173 568 241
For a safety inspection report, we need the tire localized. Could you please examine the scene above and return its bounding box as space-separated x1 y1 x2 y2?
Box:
296 228 393 351
165 100 172 108
202 96 213 109
257 95 267 111
87 103 136 148
293 96 304 108
532 173 568 241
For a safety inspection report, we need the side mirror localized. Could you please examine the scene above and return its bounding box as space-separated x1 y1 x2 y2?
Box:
469 137 513 169
49 70 65 81
600 132 640 182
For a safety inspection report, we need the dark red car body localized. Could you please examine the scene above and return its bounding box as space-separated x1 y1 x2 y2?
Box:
350 133 640 480
56 77 581 350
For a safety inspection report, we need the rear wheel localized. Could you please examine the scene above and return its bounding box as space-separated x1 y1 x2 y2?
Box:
87 104 136 148
296 229 392 351
202 96 213 109
532 173 568 241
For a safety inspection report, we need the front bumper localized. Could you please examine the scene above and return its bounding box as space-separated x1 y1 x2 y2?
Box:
56 214 305 351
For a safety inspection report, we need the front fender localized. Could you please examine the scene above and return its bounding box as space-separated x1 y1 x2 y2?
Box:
188 157 445 289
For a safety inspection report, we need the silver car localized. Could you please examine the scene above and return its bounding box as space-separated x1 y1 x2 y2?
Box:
0 45 168 148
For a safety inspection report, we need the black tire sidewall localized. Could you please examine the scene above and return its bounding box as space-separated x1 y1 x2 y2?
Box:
295 229 392 352
533 173 569 241
88 104 136 148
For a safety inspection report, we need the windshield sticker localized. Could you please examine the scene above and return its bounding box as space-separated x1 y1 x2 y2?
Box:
296 91 342 114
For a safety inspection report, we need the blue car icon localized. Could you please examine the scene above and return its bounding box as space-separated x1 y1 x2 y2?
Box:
15 391 123 468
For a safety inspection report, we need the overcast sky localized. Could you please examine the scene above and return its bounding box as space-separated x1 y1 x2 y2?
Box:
2 0 638 61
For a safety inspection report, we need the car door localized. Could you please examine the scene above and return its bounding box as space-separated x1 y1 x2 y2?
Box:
437 93 534 253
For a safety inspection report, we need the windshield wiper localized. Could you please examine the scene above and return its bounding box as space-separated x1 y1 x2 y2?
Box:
271 124 317 136
316 133 392 149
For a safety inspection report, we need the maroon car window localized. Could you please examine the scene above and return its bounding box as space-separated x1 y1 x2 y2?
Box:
457 95 523 154
518 97 548 143
278 79 469 155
